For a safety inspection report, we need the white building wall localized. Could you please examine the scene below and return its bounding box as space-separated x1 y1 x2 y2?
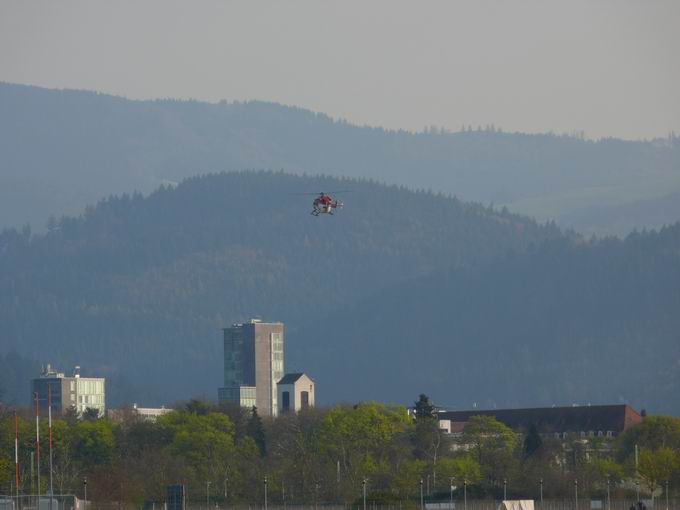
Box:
277 374 315 414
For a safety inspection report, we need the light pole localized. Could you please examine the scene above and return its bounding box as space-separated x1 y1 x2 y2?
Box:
463 479 467 510
207 481 211 510
636 480 640 503
34 393 40 509
449 478 454 510
362 479 367 510
83 477 88 510
263 477 268 510
314 483 319 510
503 479 507 501
665 481 669 510
224 477 228 499
606 476 611 510
30 453 34 509
574 479 578 510
420 479 424 510
540 479 543 505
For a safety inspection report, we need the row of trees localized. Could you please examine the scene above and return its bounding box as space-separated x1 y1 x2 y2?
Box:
1 397 679 506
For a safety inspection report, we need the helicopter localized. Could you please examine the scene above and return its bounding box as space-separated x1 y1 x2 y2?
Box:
311 192 343 216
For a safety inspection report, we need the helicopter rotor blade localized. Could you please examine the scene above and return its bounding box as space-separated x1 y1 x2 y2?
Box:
290 190 353 195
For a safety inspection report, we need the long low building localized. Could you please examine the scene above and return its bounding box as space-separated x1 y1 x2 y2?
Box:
437 404 642 438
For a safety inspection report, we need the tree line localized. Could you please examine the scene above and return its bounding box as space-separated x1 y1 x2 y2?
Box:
1 396 679 506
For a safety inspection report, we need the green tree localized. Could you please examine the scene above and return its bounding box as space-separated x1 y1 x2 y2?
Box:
391 459 427 500
319 402 412 499
463 416 518 465
638 448 679 494
159 409 235 483
462 416 518 486
246 407 267 456
437 456 481 484
70 419 116 467
618 416 680 461
0 454 12 487
412 409 444 493
184 399 215 416
524 424 543 458
82 407 101 421
414 394 436 421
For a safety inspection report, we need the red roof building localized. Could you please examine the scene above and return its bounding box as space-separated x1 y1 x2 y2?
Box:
437 404 642 438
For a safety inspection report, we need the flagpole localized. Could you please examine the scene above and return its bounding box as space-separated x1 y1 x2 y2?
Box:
34 392 41 506
49 385 54 509
14 409 20 502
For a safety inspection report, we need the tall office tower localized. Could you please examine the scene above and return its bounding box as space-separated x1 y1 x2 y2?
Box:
217 319 284 417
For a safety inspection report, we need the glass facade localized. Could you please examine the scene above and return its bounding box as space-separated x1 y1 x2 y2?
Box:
32 379 64 409
218 386 256 409
219 321 284 416
224 326 245 387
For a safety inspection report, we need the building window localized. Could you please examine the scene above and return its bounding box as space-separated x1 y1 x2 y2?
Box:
282 391 290 411
301 391 309 408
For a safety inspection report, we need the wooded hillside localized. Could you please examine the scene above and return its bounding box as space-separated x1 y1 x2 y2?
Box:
2 82 679 235
0 171 562 407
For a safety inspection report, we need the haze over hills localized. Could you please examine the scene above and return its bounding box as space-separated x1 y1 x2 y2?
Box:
0 171 561 406
2 82 679 236
1 172 678 414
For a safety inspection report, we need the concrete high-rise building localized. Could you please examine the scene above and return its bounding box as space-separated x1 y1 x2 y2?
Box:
218 319 284 417
31 364 106 417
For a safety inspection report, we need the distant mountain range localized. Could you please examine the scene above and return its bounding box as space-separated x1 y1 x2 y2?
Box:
1 172 678 414
1 82 679 236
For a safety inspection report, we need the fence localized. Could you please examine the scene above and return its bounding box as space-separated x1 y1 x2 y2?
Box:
0 495 80 510
2 499 679 510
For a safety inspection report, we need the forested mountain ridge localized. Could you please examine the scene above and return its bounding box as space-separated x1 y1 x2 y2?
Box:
2 82 679 235
0 171 562 406
298 225 680 414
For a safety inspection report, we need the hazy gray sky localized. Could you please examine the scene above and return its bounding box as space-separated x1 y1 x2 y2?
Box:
1 0 678 140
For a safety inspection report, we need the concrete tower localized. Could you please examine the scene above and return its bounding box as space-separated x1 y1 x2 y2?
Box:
218 319 284 417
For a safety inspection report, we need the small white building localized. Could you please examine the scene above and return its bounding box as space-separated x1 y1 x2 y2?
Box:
132 403 172 422
277 373 315 414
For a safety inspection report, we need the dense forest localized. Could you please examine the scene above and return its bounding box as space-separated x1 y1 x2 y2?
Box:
0 171 562 407
1 399 679 506
0 171 679 413
299 225 680 413
1 82 679 235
